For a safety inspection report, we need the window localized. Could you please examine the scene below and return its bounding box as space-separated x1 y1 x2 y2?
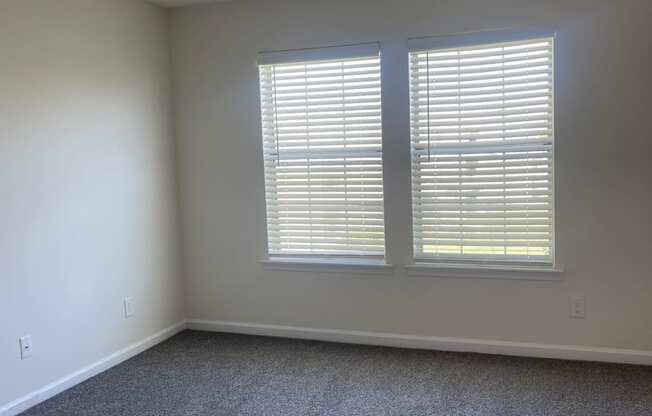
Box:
258 44 385 259
409 36 555 265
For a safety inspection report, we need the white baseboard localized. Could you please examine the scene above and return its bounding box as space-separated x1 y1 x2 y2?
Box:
0 321 187 416
187 319 652 366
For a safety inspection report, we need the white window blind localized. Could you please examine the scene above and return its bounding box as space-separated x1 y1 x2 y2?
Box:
409 37 554 264
259 46 385 258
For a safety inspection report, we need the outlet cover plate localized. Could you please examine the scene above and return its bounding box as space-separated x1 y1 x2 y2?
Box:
19 335 33 359
124 297 134 318
570 296 586 318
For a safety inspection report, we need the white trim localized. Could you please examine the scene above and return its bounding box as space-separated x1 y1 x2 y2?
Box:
261 257 394 274
187 319 652 366
405 262 563 281
257 42 380 65
407 27 556 52
0 321 187 416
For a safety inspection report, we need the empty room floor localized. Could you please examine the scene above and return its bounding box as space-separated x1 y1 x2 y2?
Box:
21 331 652 416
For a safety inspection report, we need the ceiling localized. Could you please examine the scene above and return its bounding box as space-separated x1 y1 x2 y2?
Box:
148 0 231 8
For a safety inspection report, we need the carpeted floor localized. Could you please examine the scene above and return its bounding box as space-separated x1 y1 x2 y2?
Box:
21 330 652 416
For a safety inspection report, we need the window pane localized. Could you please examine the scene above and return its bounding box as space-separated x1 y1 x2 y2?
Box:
409 38 554 263
259 54 385 257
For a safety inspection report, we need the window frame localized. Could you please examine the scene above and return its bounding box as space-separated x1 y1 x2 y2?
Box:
407 28 558 270
257 43 388 265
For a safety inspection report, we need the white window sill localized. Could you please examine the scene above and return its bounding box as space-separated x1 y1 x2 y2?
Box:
261 257 394 275
405 262 563 281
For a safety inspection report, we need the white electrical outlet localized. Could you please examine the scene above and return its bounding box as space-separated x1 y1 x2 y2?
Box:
570 296 586 318
19 335 33 359
124 297 134 318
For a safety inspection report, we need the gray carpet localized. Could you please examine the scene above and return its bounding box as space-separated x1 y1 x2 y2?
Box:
21 330 652 415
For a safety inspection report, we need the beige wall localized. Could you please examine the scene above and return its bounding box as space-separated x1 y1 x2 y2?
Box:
0 0 184 406
170 0 652 351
